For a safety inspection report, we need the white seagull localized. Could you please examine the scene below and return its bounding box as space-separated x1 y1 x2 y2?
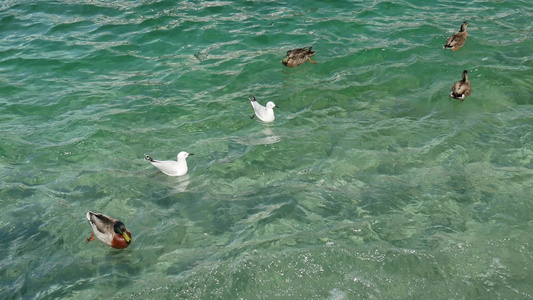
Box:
250 95 278 123
144 151 193 176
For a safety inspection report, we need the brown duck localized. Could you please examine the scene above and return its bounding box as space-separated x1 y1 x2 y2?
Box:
450 70 472 101
282 47 316 67
444 22 469 50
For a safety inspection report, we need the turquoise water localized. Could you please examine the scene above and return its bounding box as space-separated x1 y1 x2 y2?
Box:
1 0 533 298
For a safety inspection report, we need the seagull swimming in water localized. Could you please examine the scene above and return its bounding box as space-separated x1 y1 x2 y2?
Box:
144 151 193 176
250 95 278 123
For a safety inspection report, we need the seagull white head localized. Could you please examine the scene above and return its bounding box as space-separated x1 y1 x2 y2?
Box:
177 151 192 160
266 101 278 109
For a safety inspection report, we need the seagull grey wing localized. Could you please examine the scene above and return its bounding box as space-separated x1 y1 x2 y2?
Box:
251 101 265 115
250 99 259 110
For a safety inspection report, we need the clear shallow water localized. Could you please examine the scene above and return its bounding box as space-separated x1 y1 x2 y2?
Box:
1 0 533 298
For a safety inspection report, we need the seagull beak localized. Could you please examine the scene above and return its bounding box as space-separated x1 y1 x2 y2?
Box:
188 153 194 156
275 105 279 108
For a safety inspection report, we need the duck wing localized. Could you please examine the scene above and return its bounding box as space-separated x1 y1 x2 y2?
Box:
87 212 116 234
445 32 467 48
292 47 315 58
452 81 471 98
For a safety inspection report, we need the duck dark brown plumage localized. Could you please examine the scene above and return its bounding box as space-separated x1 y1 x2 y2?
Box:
282 47 317 67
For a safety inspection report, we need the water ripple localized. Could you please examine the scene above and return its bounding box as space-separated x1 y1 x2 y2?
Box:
1 0 533 298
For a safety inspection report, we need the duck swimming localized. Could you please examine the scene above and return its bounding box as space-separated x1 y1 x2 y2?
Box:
444 22 469 50
282 47 317 67
86 211 132 249
450 70 472 100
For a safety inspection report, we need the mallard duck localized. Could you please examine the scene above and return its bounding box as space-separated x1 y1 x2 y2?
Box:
86 211 132 249
144 152 193 176
450 70 472 100
282 47 316 67
250 95 278 122
444 22 469 50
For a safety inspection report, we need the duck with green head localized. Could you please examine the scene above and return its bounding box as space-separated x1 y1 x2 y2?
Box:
86 211 132 249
